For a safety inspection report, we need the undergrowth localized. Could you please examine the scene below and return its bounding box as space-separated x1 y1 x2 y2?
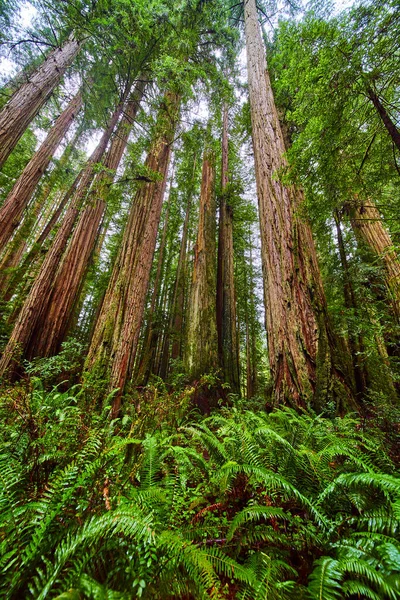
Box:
0 379 399 599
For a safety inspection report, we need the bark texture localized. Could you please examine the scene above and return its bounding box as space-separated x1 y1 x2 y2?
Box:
216 104 240 394
0 37 80 169
0 101 123 378
348 197 400 320
0 91 82 253
85 92 180 416
135 182 172 385
244 0 350 410
184 149 219 381
22 79 147 358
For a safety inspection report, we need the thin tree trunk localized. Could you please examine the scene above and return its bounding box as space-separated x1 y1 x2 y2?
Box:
0 91 82 253
334 211 368 402
0 101 124 378
22 79 147 358
0 37 81 168
244 0 352 411
348 197 400 321
184 148 219 382
216 103 240 394
245 233 258 399
85 91 180 417
170 192 192 362
367 86 400 152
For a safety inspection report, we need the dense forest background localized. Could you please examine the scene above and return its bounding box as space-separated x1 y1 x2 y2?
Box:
0 0 399 597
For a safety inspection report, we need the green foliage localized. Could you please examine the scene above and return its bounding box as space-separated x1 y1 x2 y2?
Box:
0 382 399 598
24 338 84 384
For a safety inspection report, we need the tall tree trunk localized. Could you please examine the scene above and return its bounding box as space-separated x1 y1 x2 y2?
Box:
184 148 219 382
244 0 351 411
245 233 258 400
85 91 180 417
136 177 173 385
0 91 82 253
216 103 240 394
334 211 368 402
367 86 400 152
0 101 124 378
21 79 147 358
348 197 400 321
0 37 81 169
170 191 192 361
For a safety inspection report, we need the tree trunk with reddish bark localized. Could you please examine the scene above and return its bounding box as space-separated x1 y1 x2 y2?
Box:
184 148 219 384
348 197 400 321
0 101 124 378
85 92 180 417
0 37 81 169
18 79 147 358
216 104 240 394
135 181 172 385
0 91 82 253
244 0 352 411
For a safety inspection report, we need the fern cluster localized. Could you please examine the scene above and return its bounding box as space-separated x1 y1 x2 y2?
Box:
0 381 399 599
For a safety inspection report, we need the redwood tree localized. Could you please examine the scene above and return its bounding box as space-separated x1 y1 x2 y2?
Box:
0 99 124 378
85 91 180 416
348 197 400 321
0 36 81 169
0 90 83 253
216 103 240 394
244 0 351 411
22 78 147 359
184 147 219 382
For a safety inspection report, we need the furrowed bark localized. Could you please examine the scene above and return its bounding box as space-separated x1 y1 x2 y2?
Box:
85 91 180 417
135 177 173 385
184 148 219 382
216 103 240 394
0 101 124 378
0 37 81 169
0 91 83 253
23 79 147 358
348 197 400 321
244 0 352 411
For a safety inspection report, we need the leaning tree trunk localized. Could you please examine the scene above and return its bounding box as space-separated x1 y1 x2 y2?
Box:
0 101 124 378
0 36 81 169
0 91 82 253
366 86 400 153
85 91 180 417
244 0 352 411
184 148 219 384
348 197 400 321
216 103 240 394
23 79 147 358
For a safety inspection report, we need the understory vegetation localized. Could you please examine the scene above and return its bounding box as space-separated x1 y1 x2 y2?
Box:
1 378 399 599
